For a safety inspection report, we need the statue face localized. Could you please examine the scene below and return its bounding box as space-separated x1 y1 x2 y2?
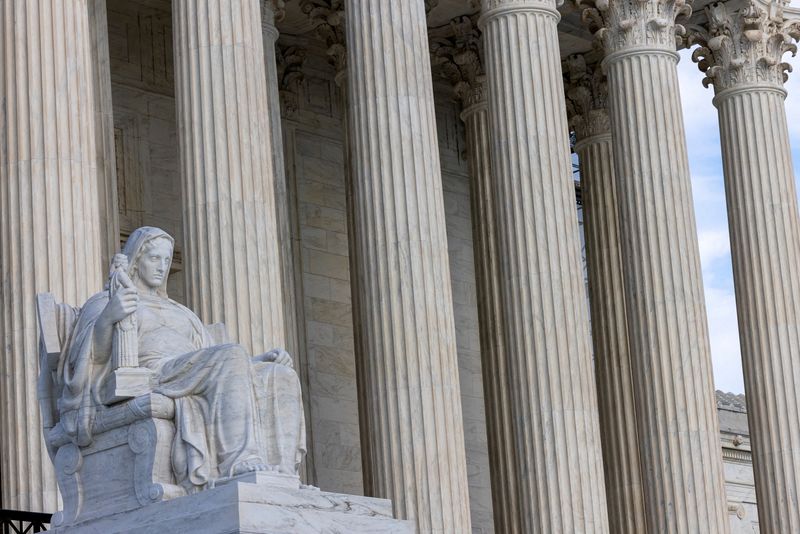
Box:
135 238 173 290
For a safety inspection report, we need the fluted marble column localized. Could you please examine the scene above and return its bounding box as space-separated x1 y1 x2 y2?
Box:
461 84 523 534
430 20 519 533
565 54 646 534
173 0 285 354
344 0 472 531
480 1 609 531
575 0 730 531
0 0 104 511
461 82 522 532
691 3 800 531
261 0 299 363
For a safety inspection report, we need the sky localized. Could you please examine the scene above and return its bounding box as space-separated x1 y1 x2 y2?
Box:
678 3 800 393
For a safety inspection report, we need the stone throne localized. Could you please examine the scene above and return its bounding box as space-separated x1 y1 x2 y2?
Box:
36 291 216 527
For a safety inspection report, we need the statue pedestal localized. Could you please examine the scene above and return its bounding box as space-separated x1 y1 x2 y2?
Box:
50 472 415 533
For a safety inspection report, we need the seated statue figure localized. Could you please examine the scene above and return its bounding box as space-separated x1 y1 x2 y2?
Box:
55 226 306 496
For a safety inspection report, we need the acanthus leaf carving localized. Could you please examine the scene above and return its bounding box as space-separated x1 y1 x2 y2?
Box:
300 0 347 77
563 53 611 140
429 14 485 107
573 0 692 54
686 0 800 93
276 44 307 117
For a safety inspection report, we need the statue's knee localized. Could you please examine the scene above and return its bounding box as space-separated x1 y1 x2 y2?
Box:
219 343 250 366
269 362 300 385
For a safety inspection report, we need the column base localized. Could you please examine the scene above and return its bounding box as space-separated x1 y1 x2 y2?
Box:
50 473 414 534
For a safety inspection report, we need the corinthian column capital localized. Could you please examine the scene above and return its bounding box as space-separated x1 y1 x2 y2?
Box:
564 54 610 140
277 44 307 117
430 15 486 109
688 0 800 94
574 0 692 55
300 0 347 82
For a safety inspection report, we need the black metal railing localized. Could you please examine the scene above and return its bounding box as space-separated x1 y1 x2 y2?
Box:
0 510 51 533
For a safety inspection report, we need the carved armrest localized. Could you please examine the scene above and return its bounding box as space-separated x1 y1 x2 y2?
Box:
47 393 175 449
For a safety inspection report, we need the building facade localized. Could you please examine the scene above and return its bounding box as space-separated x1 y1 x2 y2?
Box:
1 0 799 533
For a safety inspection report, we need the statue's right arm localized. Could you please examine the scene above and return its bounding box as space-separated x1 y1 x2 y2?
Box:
92 287 139 360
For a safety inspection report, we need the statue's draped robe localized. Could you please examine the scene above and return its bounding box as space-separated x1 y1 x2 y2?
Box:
58 292 305 491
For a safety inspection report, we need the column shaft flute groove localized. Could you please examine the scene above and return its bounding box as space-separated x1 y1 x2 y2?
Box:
481 1 610 531
717 86 800 533
344 0 472 531
0 0 104 512
173 0 285 354
605 48 729 533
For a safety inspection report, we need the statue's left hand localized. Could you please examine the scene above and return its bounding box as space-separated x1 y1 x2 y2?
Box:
254 348 294 369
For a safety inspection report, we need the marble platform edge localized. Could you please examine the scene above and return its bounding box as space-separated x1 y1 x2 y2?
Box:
50 478 415 534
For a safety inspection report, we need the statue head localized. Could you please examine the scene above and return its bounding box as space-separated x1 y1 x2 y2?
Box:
119 227 175 297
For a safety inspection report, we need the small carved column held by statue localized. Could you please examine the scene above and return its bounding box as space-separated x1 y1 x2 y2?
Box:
479 0 610 531
690 2 800 531
110 255 138 367
102 254 152 404
574 0 730 531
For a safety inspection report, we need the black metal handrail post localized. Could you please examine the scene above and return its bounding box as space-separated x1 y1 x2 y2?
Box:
0 509 52 533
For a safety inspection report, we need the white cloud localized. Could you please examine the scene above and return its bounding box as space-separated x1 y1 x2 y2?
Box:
677 51 722 163
697 229 730 274
703 285 744 394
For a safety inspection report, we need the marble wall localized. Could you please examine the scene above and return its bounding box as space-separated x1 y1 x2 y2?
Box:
717 392 760 533
280 43 362 494
107 0 184 302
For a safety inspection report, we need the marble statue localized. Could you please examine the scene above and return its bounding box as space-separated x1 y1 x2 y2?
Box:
37 226 413 533
54 226 305 492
